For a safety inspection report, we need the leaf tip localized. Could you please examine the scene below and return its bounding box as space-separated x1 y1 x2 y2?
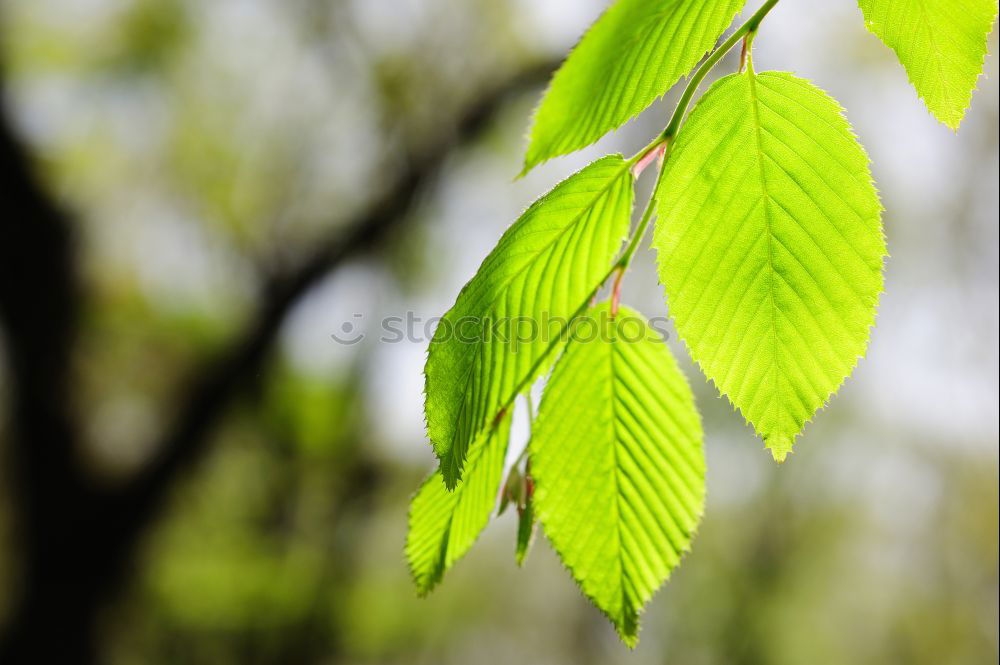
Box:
766 435 794 463
438 441 468 490
441 471 460 491
928 102 966 132
519 149 545 178
414 580 433 598
618 625 639 649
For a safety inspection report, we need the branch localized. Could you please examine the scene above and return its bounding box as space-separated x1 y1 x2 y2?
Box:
0 86 92 537
118 60 558 537
0 81 100 662
0 58 557 663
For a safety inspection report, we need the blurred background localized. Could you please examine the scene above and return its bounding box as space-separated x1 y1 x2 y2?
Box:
0 0 996 663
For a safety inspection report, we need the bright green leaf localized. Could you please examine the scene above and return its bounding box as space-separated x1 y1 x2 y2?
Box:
654 71 885 461
530 303 705 647
858 0 997 129
523 0 747 174
425 156 634 487
406 411 511 595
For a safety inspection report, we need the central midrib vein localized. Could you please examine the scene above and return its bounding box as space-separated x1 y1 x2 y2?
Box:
745 69 783 431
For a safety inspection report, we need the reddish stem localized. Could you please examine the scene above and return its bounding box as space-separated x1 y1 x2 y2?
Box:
631 142 666 178
610 267 625 318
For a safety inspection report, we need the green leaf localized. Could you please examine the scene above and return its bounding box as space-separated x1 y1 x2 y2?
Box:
406 411 512 595
523 0 747 174
654 71 885 461
497 464 520 516
530 303 705 647
514 484 536 566
858 0 997 129
425 155 634 488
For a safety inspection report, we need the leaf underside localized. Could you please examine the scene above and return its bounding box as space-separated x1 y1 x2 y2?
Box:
654 71 886 461
858 0 998 129
523 0 747 174
514 495 535 566
530 303 705 647
424 155 634 488
406 411 512 595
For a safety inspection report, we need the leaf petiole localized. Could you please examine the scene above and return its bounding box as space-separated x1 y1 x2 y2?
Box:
615 1 781 295
662 0 779 140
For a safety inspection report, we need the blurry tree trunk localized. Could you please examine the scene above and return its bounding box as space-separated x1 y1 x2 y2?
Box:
0 62 553 663
0 84 103 663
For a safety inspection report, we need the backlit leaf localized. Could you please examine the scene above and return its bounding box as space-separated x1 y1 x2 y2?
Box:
523 0 746 173
858 0 997 128
425 156 634 487
654 71 885 461
406 411 511 595
530 303 705 646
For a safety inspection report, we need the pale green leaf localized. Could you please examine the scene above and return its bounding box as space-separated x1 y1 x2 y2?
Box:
425 156 634 487
530 303 705 646
654 71 885 461
523 0 747 174
514 488 535 566
406 411 511 595
858 0 997 128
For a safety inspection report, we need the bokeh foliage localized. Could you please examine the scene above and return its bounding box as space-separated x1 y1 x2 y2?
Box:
0 1 996 664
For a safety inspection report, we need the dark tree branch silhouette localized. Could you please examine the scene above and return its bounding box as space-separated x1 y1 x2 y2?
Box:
0 61 555 663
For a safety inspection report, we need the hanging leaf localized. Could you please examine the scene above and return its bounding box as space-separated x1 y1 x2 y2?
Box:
858 0 997 129
523 0 747 173
654 70 885 461
425 156 633 487
530 303 705 646
406 411 512 595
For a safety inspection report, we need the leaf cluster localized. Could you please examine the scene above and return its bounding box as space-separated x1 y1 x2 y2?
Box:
408 0 996 646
